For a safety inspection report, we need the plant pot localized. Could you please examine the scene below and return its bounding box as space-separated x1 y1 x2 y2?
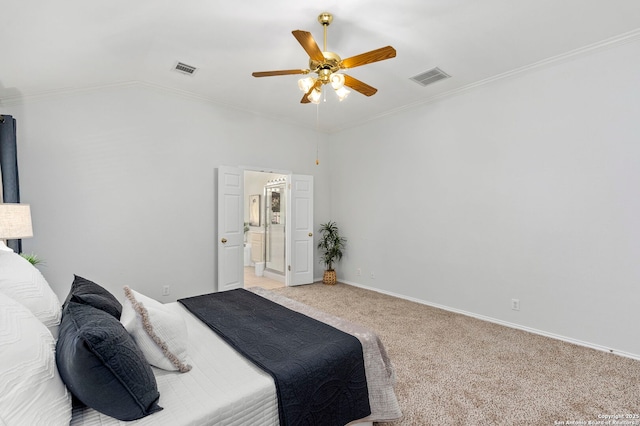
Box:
323 270 337 285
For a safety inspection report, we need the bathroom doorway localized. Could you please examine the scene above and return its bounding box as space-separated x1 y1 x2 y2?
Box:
217 166 313 291
243 170 287 289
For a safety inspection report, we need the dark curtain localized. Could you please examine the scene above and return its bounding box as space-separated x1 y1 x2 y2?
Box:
0 114 22 253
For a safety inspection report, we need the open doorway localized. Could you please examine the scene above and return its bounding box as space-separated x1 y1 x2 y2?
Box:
217 166 314 291
243 170 286 290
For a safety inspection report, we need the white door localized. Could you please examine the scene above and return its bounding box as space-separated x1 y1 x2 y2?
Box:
287 174 314 286
216 166 244 291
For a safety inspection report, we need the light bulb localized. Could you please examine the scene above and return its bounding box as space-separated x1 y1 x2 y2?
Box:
308 88 322 104
335 86 350 101
298 77 315 93
330 73 345 90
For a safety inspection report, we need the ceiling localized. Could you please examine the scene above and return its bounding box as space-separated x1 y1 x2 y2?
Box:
2 1 640 133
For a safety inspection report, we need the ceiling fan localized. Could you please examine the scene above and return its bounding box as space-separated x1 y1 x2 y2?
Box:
252 12 396 104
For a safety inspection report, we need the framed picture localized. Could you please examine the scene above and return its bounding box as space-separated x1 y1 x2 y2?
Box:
249 194 260 226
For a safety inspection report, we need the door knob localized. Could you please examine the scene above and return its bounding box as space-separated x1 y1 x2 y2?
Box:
221 238 228 243
308 232 313 237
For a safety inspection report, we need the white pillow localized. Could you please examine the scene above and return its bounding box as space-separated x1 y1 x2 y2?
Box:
0 251 61 337
0 292 72 425
120 286 191 372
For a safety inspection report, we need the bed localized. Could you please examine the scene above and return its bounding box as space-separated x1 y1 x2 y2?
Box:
0 247 401 426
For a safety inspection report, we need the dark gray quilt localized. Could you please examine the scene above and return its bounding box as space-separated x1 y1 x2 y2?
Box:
178 289 371 426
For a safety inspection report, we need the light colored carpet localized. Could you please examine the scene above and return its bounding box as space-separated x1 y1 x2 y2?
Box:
270 283 640 425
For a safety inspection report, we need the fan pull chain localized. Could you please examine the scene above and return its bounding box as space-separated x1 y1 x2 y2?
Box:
316 103 320 165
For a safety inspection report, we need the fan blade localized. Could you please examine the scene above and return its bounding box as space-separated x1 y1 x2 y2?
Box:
344 74 377 97
252 69 308 77
292 30 325 62
341 46 396 69
301 81 323 104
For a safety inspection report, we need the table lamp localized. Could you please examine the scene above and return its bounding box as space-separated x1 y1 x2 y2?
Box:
0 203 33 252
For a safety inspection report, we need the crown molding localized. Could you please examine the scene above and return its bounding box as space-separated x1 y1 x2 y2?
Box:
0 79 317 133
0 81 141 106
329 28 640 134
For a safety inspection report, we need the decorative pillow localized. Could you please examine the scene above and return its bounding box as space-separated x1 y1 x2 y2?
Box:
0 250 62 336
0 292 72 425
121 286 192 372
62 275 122 319
56 301 162 421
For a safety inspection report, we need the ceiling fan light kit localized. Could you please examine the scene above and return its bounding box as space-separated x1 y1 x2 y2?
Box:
298 77 315 93
252 12 396 104
307 88 322 104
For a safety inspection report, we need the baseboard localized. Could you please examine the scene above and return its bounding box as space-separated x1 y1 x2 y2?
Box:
341 280 640 361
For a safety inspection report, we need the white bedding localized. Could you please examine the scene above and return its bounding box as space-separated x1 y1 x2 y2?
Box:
1 249 388 425
70 291 394 425
70 302 279 426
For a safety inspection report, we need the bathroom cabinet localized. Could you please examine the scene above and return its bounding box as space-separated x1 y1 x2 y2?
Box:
250 232 264 263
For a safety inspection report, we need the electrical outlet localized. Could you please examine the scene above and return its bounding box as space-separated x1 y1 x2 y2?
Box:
356 268 362 276
162 285 170 296
370 272 376 279
511 298 520 311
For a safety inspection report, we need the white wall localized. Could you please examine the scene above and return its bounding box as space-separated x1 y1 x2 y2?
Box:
330 40 640 356
5 83 331 302
4 37 639 358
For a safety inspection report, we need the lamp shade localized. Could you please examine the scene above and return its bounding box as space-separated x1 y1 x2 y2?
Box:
298 77 315 93
330 73 345 90
308 88 322 104
335 86 350 101
0 203 33 239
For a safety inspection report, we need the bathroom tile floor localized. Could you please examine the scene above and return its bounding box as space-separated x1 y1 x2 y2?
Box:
243 266 285 290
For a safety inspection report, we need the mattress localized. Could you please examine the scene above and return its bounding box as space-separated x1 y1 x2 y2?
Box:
70 302 279 426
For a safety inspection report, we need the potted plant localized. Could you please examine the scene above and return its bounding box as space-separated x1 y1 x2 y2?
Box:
20 252 44 267
317 221 346 285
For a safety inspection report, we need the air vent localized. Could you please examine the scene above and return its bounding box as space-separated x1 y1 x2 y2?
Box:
410 67 450 87
173 62 197 75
